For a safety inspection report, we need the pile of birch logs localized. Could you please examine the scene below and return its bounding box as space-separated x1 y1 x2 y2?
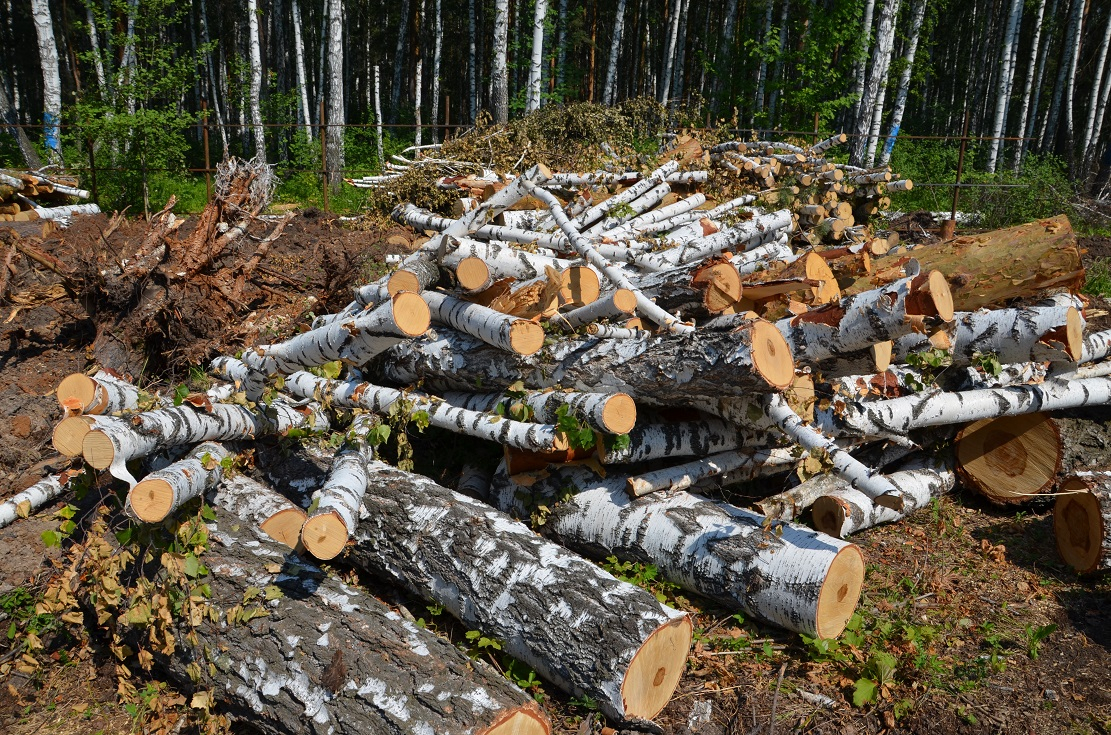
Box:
0 168 99 223
11 150 1111 730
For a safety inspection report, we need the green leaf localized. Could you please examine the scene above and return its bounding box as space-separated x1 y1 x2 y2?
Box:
852 678 878 707
40 530 60 548
321 360 343 380
173 384 189 406
183 554 201 578
200 504 217 522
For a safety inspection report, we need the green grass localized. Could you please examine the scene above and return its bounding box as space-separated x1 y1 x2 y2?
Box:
1083 258 1111 298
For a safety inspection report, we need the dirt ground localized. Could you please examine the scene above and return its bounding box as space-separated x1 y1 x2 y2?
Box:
0 210 1109 735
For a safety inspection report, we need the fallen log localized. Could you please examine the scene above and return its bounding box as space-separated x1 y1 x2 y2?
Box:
625 446 798 497
347 461 691 722
0 468 84 530
56 369 146 415
129 442 230 522
954 414 1061 504
488 463 865 638
160 505 550 735
422 290 545 355
301 416 376 560
1054 472 1111 574
441 388 637 435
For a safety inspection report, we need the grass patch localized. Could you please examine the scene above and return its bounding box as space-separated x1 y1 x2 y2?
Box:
1083 257 1111 298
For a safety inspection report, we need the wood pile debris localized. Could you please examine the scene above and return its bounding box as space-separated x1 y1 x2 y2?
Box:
10 140 1111 732
0 167 100 225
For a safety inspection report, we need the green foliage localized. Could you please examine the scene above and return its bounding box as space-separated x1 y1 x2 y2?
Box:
600 556 686 607
902 348 952 391
971 352 1002 377
1024 623 1057 660
1083 258 1111 298
555 404 596 451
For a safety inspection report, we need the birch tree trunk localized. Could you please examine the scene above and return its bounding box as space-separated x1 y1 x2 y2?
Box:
857 0 902 167
879 0 926 166
1044 0 1084 151
30 0 62 162
767 0 790 126
326 0 345 186
374 65 384 167
849 0 877 125
1062 0 1086 169
301 417 375 560
526 0 549 112
986 0 1024 172
603 0 628 105
469 0 478 121
1082 10 1111 172
247 0 267 163
199 0 229 154
659 0 682 105
129 442 230 523
0 468 84 531
754 0 774 118
413 58 423 147
391 0 410 122
348 462 691 722
85 3 106 93
430 0 442 143
492 0 510 124
1015 0 1048 170
292 0 313 141
121 0 137 115
671 0 690 102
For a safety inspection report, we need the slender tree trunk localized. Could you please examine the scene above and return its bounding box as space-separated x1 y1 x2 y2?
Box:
469 0 477 120
291 0 313 141
198 0 228 155
1088 43 1111 181
1015 0 1048 170
247 0 266 163
31 0 62 162
1044 0 1084 151
526 0 549 112
430 0 442 141
1063 0 1087 171
849 0 877 125
122 0 137 115
851 0 900 166
1082 9 1111 173
659 0 682 106
603 0 628 105
671 0 690 102
556 0 568 94
0 72 42 168
986 0 1024 172
753 0 774 121
863 0 904 166
374 64 384 168
85 3 106 94
878 0 926 166
326 0 344 187
768 0 790 127
492 0 509 122
391 0 410 123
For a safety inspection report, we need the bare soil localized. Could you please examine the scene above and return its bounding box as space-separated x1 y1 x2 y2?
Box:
0 212 1109 735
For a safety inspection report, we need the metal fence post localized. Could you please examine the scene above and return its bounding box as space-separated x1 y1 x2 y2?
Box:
942 108 972 240
320 98 329 213
201 99 212 202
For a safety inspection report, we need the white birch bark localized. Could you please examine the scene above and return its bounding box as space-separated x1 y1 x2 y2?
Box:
441 388 636 435
754 0 775 116
851 0 899 166
373 65 384 168
526 0 549 112
849 0 877 124
810 456 956 538
1019 0 1055 169
489 463 864 638
582 184 671 237
1062 0 1086 161
603 0 628 105
627 446 798 497
212 474 305 546
128 442 230 523
0 469 83 530
1082 10 1111 171
414 58 423 147
430 0 442 143
586 324 644 339
469 0 477 121
862 0 903 166
986 0 1024 172
492 0 510 123
878 0 926 166
1088 43 1111 174
209 356 267 402
573 161 678 229
199 0 229 154
422 290 544 355
56 369 146 415
121 0 137 114
303 416 375 556
390 0 410 121
83 401 328 486
618 211 793 273
599 417 774 465
247 0 266 163
284 371 572 451
85 3 106 93
550 289 637 331
1044 0 1085 150
326 0 345 183
1081 328 1111 363
349 462 690 722
659 0 682 105
291 0 313 141
436 236 577 280
30 0 62 161
244 294 429 374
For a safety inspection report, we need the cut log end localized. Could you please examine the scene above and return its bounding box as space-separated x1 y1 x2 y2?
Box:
621 615 692 720
52 416 92 457
456 256 492 292
391 291 433 336
612 288 638 315
563 265 601 307
509 320 546 356
129 478 175 523
387 269 421 297
82 429 116 470
814 544 865 639
259 507 308 549
1053 480 1106 574
478 703 551 735
810 495 849 539
1064 306 1084 361
956 414 1062 504
693 263 743 312
56 373 98 413
601 393 637 435
926 270 955 321
751 320 797 390
301 511 350 560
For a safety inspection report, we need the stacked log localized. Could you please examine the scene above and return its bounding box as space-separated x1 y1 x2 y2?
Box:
0 168 99 223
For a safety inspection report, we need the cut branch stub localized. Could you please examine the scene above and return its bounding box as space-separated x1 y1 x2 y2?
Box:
1054 472 1111 574
955 414 1062 504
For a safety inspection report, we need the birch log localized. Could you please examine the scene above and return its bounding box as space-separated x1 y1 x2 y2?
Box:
633 258 744 316
810 456 956 538
300 431 373 560
550 289 637 331
244 293 430 374
56 370 146 415
129 442 230 522
488 464 864 638
81 400 327 486
626 210 793 272
376 321 795 402
210 356 267 402
955 414 1062 504
284 371 572 451
0 468 84 530
346 461 691 722
626 447 798 497
160 507 550 735
441 388 637 435
213 474 307 549
1055 472 1111 574
599 417 775 465
572 161 678 229
422 290 545 355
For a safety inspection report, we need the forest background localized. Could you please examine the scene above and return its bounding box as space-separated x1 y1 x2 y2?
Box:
3 0 1111 228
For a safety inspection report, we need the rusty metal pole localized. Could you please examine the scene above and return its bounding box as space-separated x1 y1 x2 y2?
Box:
320 98 329 213
84 135 99 205
942 108 972 241
445 95 451 141
813 111 820 147
201 98 212 202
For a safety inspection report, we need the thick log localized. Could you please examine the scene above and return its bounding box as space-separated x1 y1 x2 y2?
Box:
162 506 549 735
632 257 744 316
840 215 1083 310
441 388 637 435
346 461 691 722
129 442 230 522
375 321 796 402
423 290 544 355
810 456 956 538
955 414 1062 504
56 369 145 415
1054 472 1111 573
488 464 864 638
600 416 774 465
285 372 571 451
